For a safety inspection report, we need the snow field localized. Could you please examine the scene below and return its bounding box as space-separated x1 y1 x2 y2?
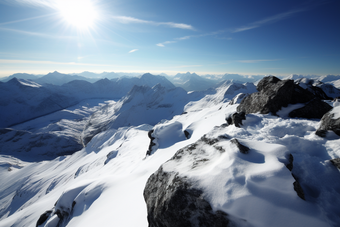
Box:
0 81 339 226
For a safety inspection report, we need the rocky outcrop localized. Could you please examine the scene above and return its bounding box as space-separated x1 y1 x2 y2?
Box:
225 112 246 127
146 130 157 156
284 154 305 200
237 76 314 115
330 158 340 169
230 138 249 154
144 167 232 227
288 98 332 119
36 202 75 227
316 106 340 137
144 134 252 227
36 210 52 227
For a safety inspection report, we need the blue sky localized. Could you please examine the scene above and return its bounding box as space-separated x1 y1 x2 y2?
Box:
0 0 339 77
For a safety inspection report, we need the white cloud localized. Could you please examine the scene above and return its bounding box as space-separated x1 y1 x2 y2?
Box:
156 41 177 47
129 49 138 53
112 16 195 30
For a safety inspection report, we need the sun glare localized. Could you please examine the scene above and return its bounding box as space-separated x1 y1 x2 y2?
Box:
57 0 98 29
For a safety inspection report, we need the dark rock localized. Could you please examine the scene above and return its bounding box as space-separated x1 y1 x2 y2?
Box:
289 98 332 119
144 167 232 227
330 158 340 169
284 154 305 200
146 130 156 156
36 210 52 227
104 150 118 165
256 76 281 92
292 174 305 200
184 130 190 139
226 112 246 127
200 135 219 145
315 129 327 137
285 154 294 171
36 200 75 227
316 107 340 137
237 76 314 115
217 135 229 140
230 138 249 154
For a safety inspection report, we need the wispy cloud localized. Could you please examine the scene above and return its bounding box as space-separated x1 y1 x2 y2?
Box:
128 49 138 53
5 0 58 8
0 13 55 26
0 59 113 67
156 30 225 47
112 16 195 30
238 59 279 63
232 8 306 33
156 5 312 47
156 41 177 47
0 27 74 39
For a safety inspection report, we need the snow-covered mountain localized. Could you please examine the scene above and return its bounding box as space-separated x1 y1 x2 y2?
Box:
34 71 98 85
167 72 218 91
220 73 264 83
73 71 141 79
0 73 176 128
0 77 340 227
0 73 41 82
0 78 79 128
295 77 340 99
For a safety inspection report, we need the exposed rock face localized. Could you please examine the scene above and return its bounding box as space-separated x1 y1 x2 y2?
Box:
284 154 305 200
144 134 253 227
230 138 249 154
146 129 156 156
36 210 52 227
144 167 232 227
316 106 340 137
237 76 314 115
288 98 332 119
226 112 246 127
330 158 340 169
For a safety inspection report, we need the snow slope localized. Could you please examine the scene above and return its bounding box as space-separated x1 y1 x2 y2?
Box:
0 80 339 227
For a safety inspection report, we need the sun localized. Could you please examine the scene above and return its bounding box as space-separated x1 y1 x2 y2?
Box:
57 0 98 29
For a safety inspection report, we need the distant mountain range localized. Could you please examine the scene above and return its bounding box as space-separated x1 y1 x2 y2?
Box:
2 71 340 91
0 73 176 128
